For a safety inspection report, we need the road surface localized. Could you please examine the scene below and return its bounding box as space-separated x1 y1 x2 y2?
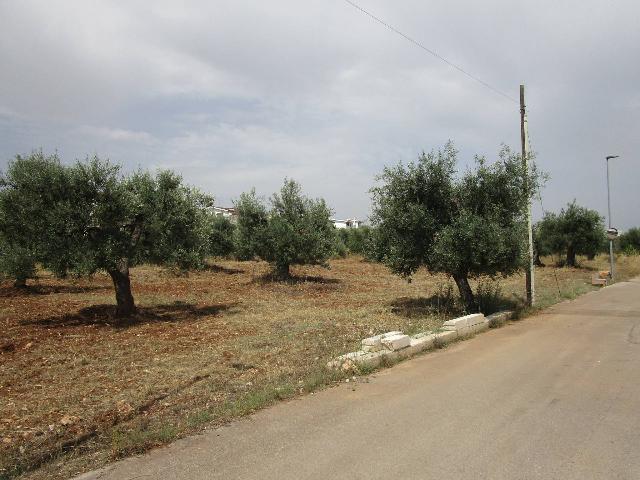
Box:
78 279 640 480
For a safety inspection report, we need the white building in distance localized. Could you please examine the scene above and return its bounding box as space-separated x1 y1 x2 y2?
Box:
332 218 364 229
211 206 238 223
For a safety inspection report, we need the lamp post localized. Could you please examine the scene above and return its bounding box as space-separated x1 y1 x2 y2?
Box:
606 155 619 281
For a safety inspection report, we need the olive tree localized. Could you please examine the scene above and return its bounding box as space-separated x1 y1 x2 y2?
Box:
371 142 540 312
208 215 236 257
0 153 214 316
0 242 37 287
235 179 335 278
536 202 604 267
619 227 640 255
0 152 73 285
336 226 373 256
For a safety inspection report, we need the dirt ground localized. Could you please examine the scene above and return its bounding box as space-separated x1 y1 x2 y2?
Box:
2 254 639 479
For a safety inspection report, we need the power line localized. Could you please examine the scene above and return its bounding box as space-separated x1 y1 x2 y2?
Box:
343 0 518 104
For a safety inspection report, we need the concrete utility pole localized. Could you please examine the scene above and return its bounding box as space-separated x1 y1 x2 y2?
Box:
520 84 535 306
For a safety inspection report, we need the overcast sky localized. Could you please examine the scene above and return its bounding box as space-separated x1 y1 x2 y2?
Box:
1 1 638 227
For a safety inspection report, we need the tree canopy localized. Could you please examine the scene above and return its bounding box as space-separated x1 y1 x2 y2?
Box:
370 142 540 311
235 179 335 278
535 201 605 267
619 227 640 255
0 152 215 316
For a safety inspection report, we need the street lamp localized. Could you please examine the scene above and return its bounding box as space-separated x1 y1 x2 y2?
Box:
606 155 619 281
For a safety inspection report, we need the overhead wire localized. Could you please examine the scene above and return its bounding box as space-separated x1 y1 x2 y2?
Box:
343 0 519 104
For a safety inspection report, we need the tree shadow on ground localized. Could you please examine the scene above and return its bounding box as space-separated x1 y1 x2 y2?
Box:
20 302 237 329
390 296 461 318
204 264 245 275
0 283 109 297
253 272 341 285
391 293 520 318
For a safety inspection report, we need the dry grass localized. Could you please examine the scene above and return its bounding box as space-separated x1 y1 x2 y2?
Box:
1 254 639 479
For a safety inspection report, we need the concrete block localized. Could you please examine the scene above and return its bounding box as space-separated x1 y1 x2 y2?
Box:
410 331 432 340
435 329 457 345
457 326 472 337
381 334 411 351
486 310 513 328
406 334 436 355
361 335 383 352
442 314 484 333
356 351 386 368
442 317 468 330
326 350 367 369
362 331 404 352
463 313 485 326
469 321 489 334
362 335 383 346
382 331 402 338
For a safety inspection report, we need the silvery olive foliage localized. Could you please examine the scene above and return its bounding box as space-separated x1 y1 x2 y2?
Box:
0 152 217 316
370 142 543 311
235 179 335 279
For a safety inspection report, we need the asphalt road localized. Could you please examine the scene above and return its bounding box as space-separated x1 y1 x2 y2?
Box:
77 279 640 480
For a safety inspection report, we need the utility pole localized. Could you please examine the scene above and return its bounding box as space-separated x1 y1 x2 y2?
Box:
520 84 535 306
606 155 619 281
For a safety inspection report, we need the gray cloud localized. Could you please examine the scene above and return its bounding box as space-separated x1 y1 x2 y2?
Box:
1 0 638 227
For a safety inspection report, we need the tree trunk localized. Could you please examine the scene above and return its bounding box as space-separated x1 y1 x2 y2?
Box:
14 276 27 288
108 259 136 317
274 263 290 280
534 251 545 267
566 245 577 267
452 272 478 313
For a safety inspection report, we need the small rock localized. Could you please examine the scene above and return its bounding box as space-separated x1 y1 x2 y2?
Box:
59 415 78 426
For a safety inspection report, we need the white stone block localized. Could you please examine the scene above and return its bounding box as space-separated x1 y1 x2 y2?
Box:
442 314 484 334
362 335 383 346
406 334 436 355
381 334 411 351
361 335 383 352
382 331 402 338
436 329 457 345
463 313 485 326
469 322 489 334
356 351 385 368
442 316 468 329
362 331 404 352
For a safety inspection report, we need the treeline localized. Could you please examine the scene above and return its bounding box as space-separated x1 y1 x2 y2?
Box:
0 153 370 317
2 145 636 317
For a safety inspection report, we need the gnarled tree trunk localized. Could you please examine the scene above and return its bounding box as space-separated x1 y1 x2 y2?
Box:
108 259 136 317
452 272 478 313
274 263 290 280
566 244 577 267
